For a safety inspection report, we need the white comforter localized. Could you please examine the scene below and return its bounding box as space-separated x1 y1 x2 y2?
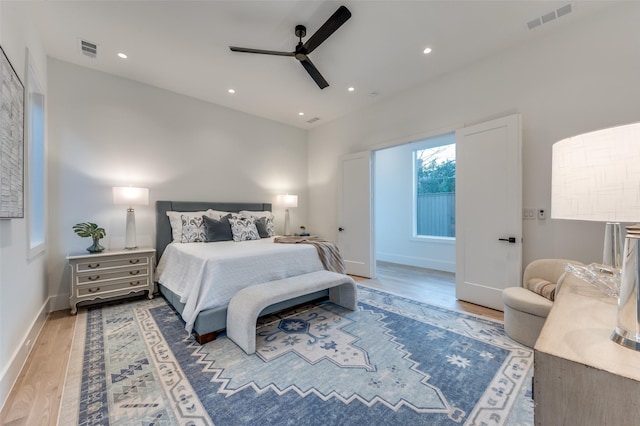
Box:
156 238 324 333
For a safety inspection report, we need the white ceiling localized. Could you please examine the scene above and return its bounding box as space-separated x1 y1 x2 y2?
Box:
23 1 615 129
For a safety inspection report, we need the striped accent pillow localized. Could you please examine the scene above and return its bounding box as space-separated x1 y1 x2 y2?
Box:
525 278 556 301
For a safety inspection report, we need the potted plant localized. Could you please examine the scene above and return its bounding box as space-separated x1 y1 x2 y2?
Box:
299 225 310 237
73 222 106 253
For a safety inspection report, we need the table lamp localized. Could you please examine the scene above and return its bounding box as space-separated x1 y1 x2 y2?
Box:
551 122 640 350
276 194 298 236
113 186 149 249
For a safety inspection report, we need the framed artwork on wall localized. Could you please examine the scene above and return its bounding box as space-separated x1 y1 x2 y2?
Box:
0 45 25 219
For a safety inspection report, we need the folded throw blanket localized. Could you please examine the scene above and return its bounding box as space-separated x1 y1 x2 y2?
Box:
274 236 346 274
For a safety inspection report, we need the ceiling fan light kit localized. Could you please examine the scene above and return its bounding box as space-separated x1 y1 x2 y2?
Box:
229 5 352 89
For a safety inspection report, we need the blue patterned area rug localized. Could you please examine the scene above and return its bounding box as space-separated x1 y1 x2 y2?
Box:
59 285 533 425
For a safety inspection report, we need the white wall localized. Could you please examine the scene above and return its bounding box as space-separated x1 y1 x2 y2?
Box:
375 134 455 272
47 59 310 310
309 3 640 270
0 2 49 410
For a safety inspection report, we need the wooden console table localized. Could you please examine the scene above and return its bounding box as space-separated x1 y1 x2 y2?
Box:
534 273 640 425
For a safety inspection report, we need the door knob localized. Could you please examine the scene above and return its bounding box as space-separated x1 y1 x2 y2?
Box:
338 227 344 231
498 237 516 244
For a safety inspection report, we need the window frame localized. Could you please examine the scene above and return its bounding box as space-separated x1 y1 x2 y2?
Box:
26 55 46 259
411 133 456 241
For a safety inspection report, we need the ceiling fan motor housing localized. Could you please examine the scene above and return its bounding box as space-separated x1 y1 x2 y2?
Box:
295 25 307 38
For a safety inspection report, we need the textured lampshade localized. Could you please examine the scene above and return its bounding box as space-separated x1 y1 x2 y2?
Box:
276 194 298 208
551 122 640 223
113 186 149 207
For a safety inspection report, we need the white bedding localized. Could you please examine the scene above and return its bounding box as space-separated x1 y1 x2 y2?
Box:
156 237 324 333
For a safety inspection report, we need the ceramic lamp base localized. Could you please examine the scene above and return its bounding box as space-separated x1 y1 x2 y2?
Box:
125 208 137 249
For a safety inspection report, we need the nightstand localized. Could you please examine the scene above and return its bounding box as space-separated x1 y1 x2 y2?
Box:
67 248 156 314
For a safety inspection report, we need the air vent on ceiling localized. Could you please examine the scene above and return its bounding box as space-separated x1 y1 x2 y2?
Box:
79 39 98 58
527 4 572 30
306 117 320 124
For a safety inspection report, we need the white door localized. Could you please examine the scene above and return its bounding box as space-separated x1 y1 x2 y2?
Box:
455 114 522 311
338 151 375 278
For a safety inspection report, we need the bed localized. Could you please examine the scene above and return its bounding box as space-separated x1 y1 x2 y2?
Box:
155 200 330 344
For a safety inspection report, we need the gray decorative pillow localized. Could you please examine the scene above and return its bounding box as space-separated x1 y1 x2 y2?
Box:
181 214 206 243
202 214 233 242
255 216 275 238
229 216 260 242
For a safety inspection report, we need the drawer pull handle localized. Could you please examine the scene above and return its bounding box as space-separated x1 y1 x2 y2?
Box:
130 281 140 286
88 275 100 281
88 287 101 293
88 263 100 269
129 270 140 275
129 259 140 264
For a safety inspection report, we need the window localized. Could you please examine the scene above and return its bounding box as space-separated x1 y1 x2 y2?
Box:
27 62 46 256
414 136 455 238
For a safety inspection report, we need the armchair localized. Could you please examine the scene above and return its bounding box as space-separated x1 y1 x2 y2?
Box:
502 258 583 347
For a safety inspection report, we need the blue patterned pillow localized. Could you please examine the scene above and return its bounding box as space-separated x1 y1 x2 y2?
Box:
180 214 206 243
229 216 260 242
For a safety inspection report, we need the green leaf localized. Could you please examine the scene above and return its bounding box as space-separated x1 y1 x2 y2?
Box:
73 222 106 239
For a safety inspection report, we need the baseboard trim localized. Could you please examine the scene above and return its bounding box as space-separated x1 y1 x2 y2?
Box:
0 296 51 412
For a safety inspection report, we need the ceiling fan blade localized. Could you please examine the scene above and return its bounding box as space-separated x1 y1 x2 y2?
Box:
303 5 351 54
229 46 295 57
300 57 329 89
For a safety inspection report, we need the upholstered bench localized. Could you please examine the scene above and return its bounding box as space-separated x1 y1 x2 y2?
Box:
503 258 582 347
226 270 358 354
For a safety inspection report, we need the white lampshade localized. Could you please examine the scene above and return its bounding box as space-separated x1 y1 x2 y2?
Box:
551 122 640 223
276 194 298 208
113 186 149 207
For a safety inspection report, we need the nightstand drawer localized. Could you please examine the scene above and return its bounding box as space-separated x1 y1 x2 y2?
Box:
76 266 150 284
75 255 150 272
77 277 150 297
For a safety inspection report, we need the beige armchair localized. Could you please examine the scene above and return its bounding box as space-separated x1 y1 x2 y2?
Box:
502 258 583 347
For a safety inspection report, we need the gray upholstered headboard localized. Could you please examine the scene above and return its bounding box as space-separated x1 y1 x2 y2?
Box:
155 201 272 260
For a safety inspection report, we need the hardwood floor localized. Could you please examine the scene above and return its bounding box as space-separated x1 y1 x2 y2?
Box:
0 310 76 426
0 262 502 425
359 261 504 321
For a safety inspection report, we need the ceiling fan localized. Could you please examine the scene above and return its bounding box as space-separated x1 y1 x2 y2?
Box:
229 5 352 89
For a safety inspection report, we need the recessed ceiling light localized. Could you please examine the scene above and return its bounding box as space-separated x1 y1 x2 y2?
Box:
423 47 432 55
228 89 236 94
298 112 304 116
117 52 128 59
348 87 355 92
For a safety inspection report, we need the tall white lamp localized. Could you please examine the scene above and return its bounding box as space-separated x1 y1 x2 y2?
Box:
551 122 640 350
113 186 149 249
276 194 298 236
551 123 640 269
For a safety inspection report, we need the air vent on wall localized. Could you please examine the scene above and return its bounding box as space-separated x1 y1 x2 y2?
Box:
306 117 320 124
79 39 98 58
527 4 572 30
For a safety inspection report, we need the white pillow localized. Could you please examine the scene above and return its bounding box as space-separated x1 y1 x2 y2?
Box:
208 209 231 220
239 210 274 220
166 210 209 242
